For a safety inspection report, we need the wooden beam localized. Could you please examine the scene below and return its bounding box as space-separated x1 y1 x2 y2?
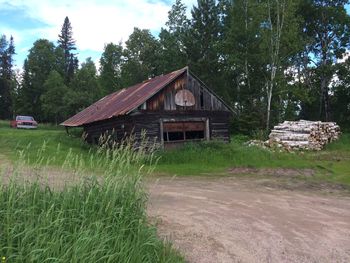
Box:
205 118 210 141
159 119 164 148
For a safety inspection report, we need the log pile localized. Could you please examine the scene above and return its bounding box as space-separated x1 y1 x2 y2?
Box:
268 120 341 151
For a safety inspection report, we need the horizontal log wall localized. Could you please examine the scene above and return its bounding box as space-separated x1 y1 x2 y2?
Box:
83 111 231 145
131 111 231 143
209 113 231 142
83 116 134 143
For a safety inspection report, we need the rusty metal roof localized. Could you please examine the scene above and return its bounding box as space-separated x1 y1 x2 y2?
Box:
61 67 188 127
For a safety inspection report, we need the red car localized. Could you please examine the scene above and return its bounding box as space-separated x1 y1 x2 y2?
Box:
10 115 38 129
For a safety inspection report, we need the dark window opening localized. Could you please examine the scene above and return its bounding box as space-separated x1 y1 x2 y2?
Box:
185 130 204 140
163 121 206 142
163 131 184 142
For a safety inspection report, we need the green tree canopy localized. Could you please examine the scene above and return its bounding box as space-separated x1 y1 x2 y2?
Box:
41 70 69 124
159 0 189 73
17 39 58 120
300 0 350 121
187 0 222 92
121 27 161 87
99 42 123 95
64 58 101 116
0 35 16 119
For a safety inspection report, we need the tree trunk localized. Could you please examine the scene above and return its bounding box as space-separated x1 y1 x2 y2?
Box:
265 0 285 132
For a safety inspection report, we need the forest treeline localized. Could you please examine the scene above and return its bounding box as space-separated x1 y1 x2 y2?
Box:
1 0 350 133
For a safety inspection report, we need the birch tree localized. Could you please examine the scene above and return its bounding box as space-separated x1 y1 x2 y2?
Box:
264 0 285 131
262 0 300 131
223 0 266 132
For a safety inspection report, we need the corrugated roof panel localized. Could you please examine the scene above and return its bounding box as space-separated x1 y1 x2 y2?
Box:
61 67 188 127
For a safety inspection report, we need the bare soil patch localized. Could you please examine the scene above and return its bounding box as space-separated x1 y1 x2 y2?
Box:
0 161 87 190
148 176 350 263
2 157 350 262
228 167 315 177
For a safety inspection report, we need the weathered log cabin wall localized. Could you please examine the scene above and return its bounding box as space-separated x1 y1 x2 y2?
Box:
83 71 231 146
83 115 133 144
84 111 230 145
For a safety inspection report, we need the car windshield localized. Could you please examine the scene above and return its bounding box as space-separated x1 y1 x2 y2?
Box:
17 116 34 121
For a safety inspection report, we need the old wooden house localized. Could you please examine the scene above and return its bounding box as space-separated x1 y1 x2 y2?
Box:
61 67 232 148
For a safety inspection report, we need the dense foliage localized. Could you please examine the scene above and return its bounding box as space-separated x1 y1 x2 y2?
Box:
1 0 350 132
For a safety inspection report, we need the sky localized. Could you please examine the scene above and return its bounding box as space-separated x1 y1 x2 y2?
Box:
0 0 197 70
1 1 350 71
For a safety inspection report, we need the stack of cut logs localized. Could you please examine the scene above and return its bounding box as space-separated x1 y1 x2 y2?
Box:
268 120 341 151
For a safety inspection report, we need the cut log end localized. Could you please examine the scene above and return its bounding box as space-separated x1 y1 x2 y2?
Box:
267 120 340 151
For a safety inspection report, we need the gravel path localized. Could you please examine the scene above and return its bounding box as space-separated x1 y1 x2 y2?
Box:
148 176 350 263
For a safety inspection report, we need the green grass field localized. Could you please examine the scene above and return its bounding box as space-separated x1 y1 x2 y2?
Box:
0 120 350 186
0 120 91 166
156 135 350 185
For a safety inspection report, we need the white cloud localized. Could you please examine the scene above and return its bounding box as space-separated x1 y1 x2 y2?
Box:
1 0 197 53
1 0 198 69
337 51 350 63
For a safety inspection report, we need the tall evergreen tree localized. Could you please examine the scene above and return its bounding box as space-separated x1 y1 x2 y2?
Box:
0 35 16 119
58 16 78 83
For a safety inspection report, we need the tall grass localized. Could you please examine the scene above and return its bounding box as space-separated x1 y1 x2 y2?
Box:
156 139 313 175
155 135 350 186
0 136 182 262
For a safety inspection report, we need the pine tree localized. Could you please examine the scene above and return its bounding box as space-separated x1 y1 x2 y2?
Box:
58 16 78 83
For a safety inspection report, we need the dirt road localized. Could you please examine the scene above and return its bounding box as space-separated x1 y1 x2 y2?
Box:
148 176 350 263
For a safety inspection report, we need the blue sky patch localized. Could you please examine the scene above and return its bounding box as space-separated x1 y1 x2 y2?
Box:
0 2 49 29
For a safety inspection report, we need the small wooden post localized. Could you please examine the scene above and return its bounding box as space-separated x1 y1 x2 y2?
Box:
205 118 210 141
159 119 164 148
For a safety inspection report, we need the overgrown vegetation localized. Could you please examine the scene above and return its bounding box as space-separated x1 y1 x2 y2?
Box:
156 135 350 186
0 122 182 262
